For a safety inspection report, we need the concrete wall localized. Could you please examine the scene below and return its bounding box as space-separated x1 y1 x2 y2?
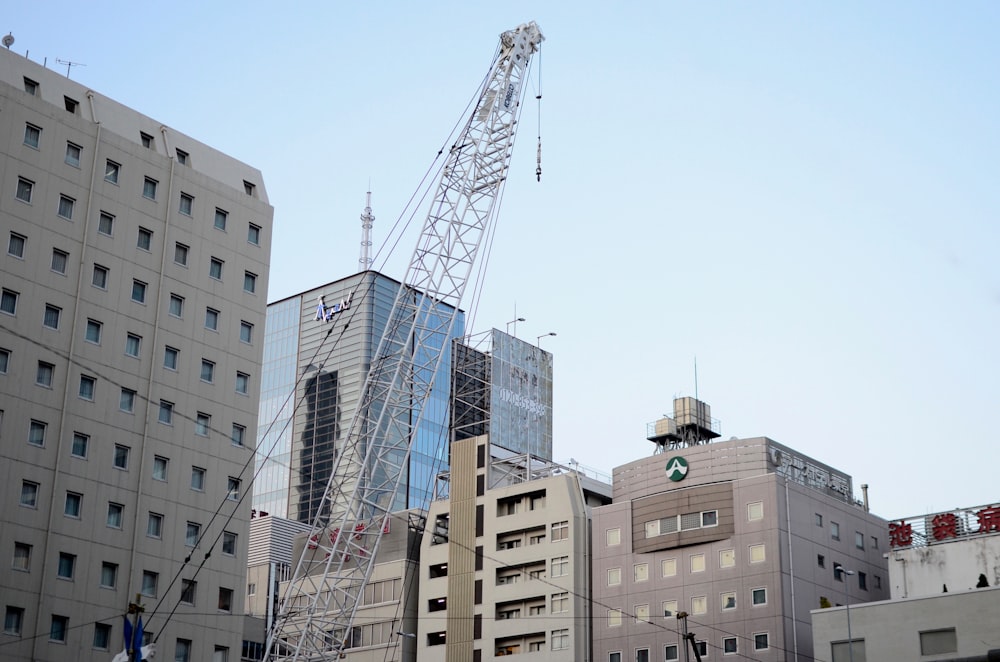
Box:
888 534 1000 598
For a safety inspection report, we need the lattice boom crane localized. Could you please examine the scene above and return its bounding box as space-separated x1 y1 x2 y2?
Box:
266 21 544 661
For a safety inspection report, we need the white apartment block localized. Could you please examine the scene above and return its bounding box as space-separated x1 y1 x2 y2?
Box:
1 47 272 662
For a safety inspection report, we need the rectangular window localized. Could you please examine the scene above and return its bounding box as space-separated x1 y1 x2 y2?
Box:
858 571 867 590
231 423 246 447
222 531 236 555
93 622 112 650
690 553 705 573
748 501 764 521
199 359 215 383
749 543 766 563
58 195 75 220
174 242 189 265
720 549 736 568
195 412 210 437
64 492 82 518
92 265 109 290
107 502 123 528
180 579 196 604
178 192 194 216
175 148 189 165
218 587 233 612
606 528 621 546
551 520 568 541
191 466 205 491
920 628 957 655
634 563 649 582
8 232 26 258
831 521 840 540
13 542 32 571
71 432 89 458
119 387 136 413
185 522 201 547
855 531 865 550
635 648 649 662
98 212 114 236
142 177 157 200
113 444 130 469
51 249 69 274
164 346 179 370
146 514 163 539
169 294 184 317
16 177 34 203
818 554 826 568
244 180 256 196
104 160 120 184
24 123 41 148
131 280 147 303
607 567 621 586
1 289 19 315
176 639 192 662
100 562 118 588
243 271 257 293
153 456 168 481
661 558 677 577
0 347 8 373
125 333 142 358
691 595 706 615
140 132 153 148
236 371 249 394
50 615 69 642
141 570 158 596
754 633 769 651
551 629 568 651
551 556 568 577
36 362 54 387
665 645 679 662
20 481 40 507
214 208 228 230
205 308 219 330
65 142 81 167
137 227 152 251
551 592 568 613
24 76 38 95
240 321 253 343
158 400 173 424
79 375 96 400
227 477 241 501
248 223 261 245
724 637 737 655
752 587 767 606
43 304 62 329
29 419 47 444
64 96 79 113
816 513 823 526
208 257 224 280
721 591 736 610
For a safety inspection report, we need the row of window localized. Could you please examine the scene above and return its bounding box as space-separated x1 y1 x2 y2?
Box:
608 633 770 662
607 502 764 548
607 544 767 586
816 512 879 550
607 586 769 626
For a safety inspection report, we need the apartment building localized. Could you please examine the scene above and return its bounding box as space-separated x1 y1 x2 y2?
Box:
1 47 272 661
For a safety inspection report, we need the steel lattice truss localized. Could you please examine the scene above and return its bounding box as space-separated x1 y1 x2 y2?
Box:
267 22 543 661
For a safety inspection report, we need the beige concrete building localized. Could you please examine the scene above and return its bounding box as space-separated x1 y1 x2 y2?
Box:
0 47 272 661
417 437 612 662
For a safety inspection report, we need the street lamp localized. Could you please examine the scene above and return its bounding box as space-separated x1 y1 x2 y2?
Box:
537 332 556 346
506 317 525 336
835 564 855 662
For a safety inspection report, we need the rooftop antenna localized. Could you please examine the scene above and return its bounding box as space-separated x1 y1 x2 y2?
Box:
694 355 699 402
55 58 85 78
358 188 374 272
2 33 14 49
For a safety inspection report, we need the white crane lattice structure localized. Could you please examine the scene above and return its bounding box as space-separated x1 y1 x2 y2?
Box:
266 22 544 661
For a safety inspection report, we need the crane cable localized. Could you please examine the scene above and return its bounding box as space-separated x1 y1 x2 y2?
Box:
536 41 543 182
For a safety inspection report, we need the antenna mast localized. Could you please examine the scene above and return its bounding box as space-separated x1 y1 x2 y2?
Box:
358 190 374 271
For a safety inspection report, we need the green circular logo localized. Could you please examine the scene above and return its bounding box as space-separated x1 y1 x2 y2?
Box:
665 456 689 482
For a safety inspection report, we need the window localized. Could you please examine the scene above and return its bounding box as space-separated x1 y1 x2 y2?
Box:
141 570 158 596
191 466 205 491
29 419 47 444
205 308 220 330
4 606 24 636
175 148 189 165
185 522 201 547
24 123 41 148
64 96 79 113
57 552 76 579
720 549 735 568
749 544 766 563
104 160 120 184
169 294 184 317
44 304 62 329
607 567 621 586
691 595 707 615
635 649 649 662
610 652 622 662
831 521 840 540
84 319 102 343
142 177 157 200
701 510 718 527
723 637 737 655
222 531 236 555
200 359 214 382
195 412 210 436
236 371 249 394
174 242 189 265
209 257 223 279
872 535 879 549
244 180 256 196
79 374 96 400
243 271 257 293
158 400 173 424
100 562 118 588
146 514 163 539
231 423 246 447
634 563 649 582
874 575 882 589
64 492 82 518
665 645 679 662
107 502 123 529
71 432 89 458
855 531 865 550
551 520 568 541
753 633 769 651
153 456 168 481
551 556 568 577
818 554 826 568
8 232 25 258
16 177 34 203
175 639 192 662
551 592 568 613
92 264 109 289
131 279 147 303
227 477 241 501
551 629 568 651
24 76 38 94
164 346 179 370
137 227 152 251
20 481 40 507
721 591 736 610
125 333 141 358
751 587 767 606
239 321 253 343
51 249 70 273
815 513 823 527
93 622 112 650
858 571 867 590
747 500 764 521
65 142 81 167
98 212 114 236
36 362 54 387
50 615 69 642
834 565 846 582
214 208 228 230
113 444 130 470
1 289 19 315
661 558 677 577
606 527 621 546
140 132 153 148
690 553 705 573
218 587 234 612
58 195 75 220
180 579 196 604
12 542 32 571
248 223 261 245
0 347 8 373
920 628 957 655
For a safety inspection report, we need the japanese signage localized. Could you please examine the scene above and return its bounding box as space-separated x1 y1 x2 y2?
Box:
315 292 353 323
889 503 1000 549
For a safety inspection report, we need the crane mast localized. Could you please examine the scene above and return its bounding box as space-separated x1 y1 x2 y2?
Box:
266 22 544 661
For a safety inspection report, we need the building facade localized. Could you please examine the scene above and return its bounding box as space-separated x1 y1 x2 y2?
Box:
0 49 272 661
592 424 890 662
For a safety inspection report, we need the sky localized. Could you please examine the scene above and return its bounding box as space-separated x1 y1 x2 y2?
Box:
7 2 999 520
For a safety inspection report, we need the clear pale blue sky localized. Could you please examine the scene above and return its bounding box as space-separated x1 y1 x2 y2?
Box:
8 2 999 519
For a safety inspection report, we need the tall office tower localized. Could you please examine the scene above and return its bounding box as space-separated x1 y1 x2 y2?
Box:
253 270 464 522
0 49 272 662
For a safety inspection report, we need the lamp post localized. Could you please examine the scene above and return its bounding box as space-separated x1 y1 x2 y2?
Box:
506 317 525 336
536 332 556 346
835 564 855 662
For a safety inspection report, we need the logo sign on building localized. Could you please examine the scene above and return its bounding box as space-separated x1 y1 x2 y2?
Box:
315 292 353 323
665 456 689 482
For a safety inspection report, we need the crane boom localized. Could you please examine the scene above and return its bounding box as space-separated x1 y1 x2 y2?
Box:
266 22 544 661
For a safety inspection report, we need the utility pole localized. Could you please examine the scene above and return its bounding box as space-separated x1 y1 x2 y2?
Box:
676 611 703 662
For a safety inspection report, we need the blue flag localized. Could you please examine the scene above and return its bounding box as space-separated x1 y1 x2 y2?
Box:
135 617 144 652
123 616 133 651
